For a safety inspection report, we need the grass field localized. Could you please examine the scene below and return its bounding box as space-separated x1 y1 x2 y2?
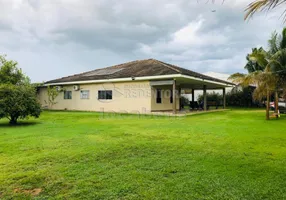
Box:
0 109 286 199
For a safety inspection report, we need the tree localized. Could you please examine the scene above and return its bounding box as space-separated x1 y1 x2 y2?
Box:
266 29 286 114
0 84 41 124
229 27 286 120
229 69 277 120
0 55 42 124
0 55 29 85
47 86 59 109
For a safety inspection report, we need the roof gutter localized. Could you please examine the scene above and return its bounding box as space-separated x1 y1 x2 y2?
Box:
44 74 234 87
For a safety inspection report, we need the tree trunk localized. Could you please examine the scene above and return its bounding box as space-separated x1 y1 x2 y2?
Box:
275 90 279 118
266 89 270 120
9 116 18 125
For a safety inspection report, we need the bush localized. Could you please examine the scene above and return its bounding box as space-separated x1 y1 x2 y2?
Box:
197 92 223 104
227 86 260 107
197 87 261 108
180 95 190 106
0 55 42 124
0 84 41 124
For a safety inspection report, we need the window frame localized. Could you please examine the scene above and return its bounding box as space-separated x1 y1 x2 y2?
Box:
98 90 113 100
64 91 72 100
156 89 162 104
80 90 90 99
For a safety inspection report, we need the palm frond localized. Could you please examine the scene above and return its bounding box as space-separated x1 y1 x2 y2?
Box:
253 85 268 100
230 63 278 102
228 72 261 86
245 0 268 20
248 51 268 69
252 70 277 100
280 27 286 48
245 0 286 21
244 48 267 73
244 62 256 72
268 31 279 54
228 73 246 84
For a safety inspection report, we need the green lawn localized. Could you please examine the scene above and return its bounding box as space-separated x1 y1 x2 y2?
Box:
0 109 286 199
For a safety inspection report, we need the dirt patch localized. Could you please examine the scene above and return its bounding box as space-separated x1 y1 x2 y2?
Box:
14 188 42 196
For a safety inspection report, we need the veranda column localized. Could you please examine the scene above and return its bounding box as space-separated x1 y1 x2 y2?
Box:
223 88 226 109
173 79 176 114
178 87 181 111
192 89 195 108
203 85 207 111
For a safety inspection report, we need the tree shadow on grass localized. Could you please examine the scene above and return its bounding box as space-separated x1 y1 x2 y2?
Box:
0 121 41 128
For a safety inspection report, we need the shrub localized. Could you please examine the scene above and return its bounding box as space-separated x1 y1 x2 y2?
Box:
197 87 261 107
197 92 222 104
227 86 261 107
0 55 42 124
0 84 41 124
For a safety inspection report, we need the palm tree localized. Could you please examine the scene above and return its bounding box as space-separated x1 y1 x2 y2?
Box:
267 28 286 114
229 61 277 120
230 28 286 120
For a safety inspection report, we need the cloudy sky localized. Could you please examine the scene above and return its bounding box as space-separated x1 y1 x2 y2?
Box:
0 0 283 82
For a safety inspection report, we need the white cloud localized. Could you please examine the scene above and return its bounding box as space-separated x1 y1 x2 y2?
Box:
0 0 284 82
138 16 229 55
204 72 231 81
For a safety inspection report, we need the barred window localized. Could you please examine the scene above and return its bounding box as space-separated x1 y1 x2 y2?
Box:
80 90 90 99
64 91 72 99
98 90 112 100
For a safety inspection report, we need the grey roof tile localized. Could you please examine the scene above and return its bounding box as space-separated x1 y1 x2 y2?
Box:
45 59 234 85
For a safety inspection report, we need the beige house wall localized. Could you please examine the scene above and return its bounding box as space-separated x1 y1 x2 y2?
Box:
38 81 152 113
38 80 182 113
150 86 180 111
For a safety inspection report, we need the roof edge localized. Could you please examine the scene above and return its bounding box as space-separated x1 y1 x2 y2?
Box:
153 60 181 73
44 74 235 87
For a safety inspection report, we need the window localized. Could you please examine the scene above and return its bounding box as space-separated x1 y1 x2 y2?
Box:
64 91 72 99
80 90 90 99
170 90 173 103
98 90 112 100
156 89 162 103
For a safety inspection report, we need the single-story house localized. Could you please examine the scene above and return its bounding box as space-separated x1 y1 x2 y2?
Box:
38 59 234 114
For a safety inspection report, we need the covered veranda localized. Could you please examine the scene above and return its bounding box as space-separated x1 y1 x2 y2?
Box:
150 75 234 114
